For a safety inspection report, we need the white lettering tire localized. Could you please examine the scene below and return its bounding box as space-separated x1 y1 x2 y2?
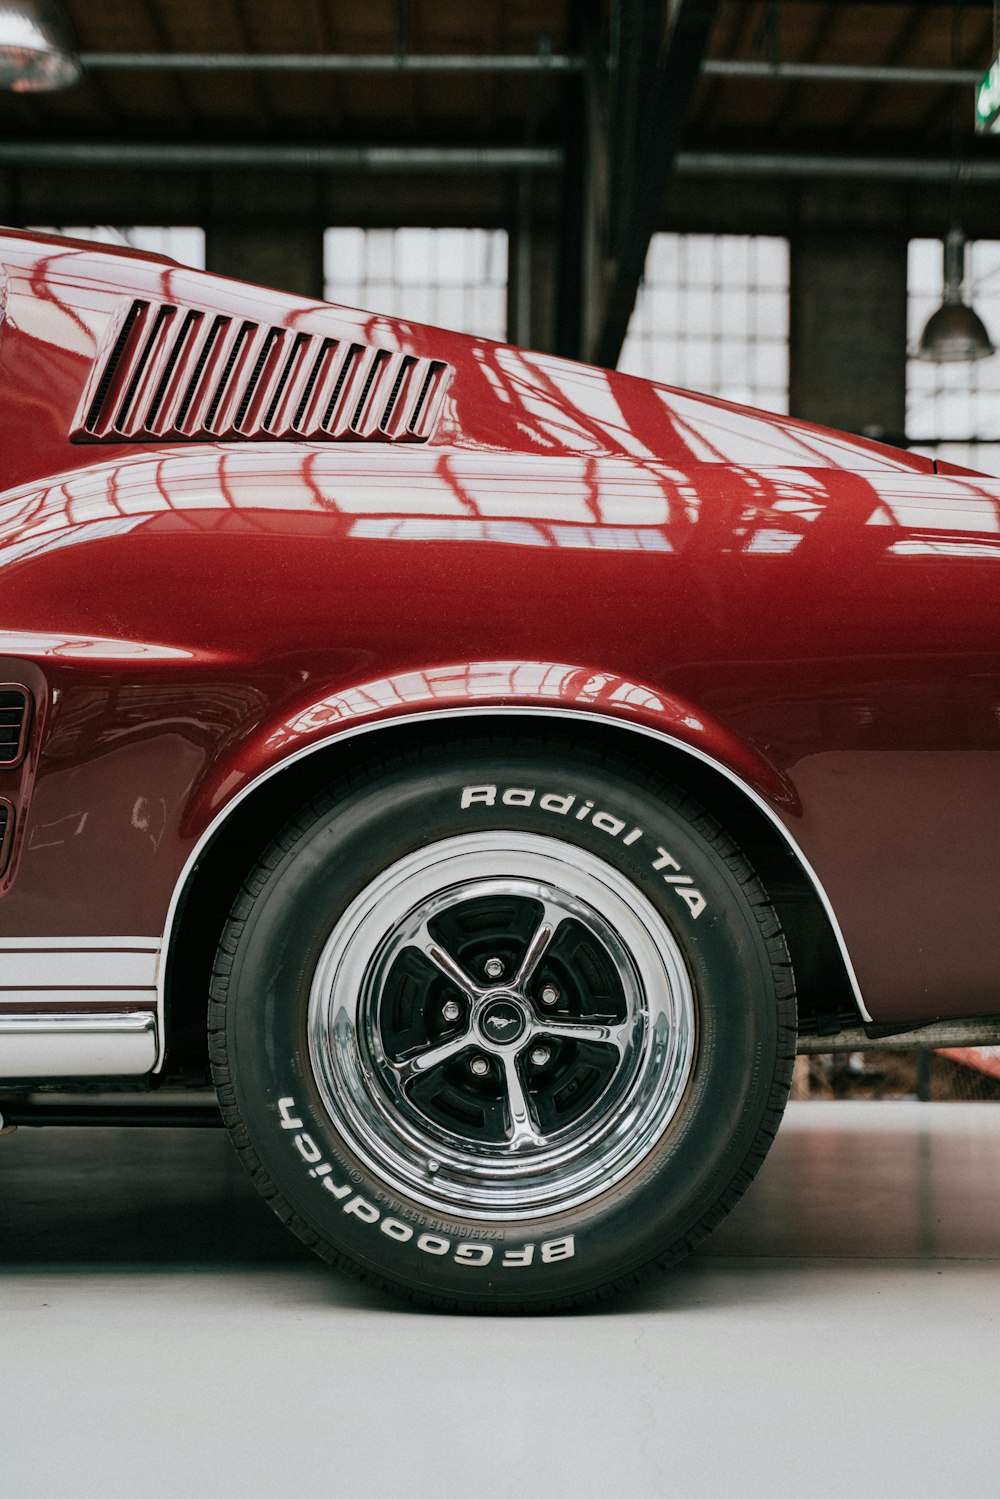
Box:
209 737 795 1311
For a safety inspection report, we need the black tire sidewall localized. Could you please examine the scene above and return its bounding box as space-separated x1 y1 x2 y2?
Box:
223 747 787 1306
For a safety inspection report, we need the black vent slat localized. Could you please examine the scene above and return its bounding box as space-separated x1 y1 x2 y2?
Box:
84 300 147 433
115 304 175 431
234 328 281 431
380 356 417 431
292 339 337 429
74 301 452 444
322 345 364 430
351 350 390 431
175 316 229 429
408 365 439 433
0 688 29 769
146 309 201 430
204 321 256 431
265 333 310 430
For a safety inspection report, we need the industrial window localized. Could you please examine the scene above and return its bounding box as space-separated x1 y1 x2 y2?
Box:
618 233 790 414
324 228 508 340
907 238 1000 477
30 226 206 268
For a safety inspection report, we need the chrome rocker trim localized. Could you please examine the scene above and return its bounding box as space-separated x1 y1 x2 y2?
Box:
0 1011 157 1078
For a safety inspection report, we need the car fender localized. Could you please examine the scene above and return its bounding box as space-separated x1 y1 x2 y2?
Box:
159 662 869 1071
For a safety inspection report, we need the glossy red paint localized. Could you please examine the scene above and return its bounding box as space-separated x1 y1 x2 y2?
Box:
1 228 999 1026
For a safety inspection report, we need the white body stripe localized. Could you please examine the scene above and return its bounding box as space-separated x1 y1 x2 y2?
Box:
0 944 159 989
0 937 160 949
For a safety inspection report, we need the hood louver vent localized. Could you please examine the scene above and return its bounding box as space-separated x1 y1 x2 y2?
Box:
74 299 452 444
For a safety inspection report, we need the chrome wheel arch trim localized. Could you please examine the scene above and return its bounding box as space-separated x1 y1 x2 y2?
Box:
156 703 871 1067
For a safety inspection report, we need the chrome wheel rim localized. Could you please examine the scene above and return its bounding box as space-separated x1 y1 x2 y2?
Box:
307 832 696 1220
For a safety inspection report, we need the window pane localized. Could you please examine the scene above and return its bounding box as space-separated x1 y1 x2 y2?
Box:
620 232 790 412
323 227 508 339
29 225 205 269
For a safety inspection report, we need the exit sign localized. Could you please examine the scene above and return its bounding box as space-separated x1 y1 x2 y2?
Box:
976 55 1000 134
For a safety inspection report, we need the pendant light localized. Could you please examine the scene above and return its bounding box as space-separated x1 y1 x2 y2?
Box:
0 2 79 93
916 5 995 364
917 226 996 363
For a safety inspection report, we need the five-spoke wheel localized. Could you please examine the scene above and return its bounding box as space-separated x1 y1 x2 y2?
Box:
211 741 794 1310
307 832 695 1217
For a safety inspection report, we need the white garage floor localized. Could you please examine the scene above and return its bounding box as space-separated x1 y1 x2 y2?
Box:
2 1100 999 1499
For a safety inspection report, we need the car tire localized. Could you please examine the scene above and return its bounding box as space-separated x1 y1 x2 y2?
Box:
209 735 796 1311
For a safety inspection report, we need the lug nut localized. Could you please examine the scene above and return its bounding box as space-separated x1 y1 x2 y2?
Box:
484 957 504 979
529 1046 551 1068
442 999 461 1023
540 985 560 1006
470 1056 490 1077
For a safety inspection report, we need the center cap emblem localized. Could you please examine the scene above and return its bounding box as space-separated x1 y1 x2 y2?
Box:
480 997 527 1045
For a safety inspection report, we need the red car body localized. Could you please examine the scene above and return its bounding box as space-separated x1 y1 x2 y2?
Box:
0 227 998 1085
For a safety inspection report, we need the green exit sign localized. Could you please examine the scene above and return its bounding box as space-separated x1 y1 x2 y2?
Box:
976 55 1000 134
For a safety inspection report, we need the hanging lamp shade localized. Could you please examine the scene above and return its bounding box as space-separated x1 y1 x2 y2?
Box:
917 227 995 363
0 2 79 93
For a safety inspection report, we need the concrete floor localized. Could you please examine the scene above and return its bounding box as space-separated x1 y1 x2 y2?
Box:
2 1101 999 1499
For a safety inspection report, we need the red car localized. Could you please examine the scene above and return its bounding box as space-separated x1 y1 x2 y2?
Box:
0 227 997 1310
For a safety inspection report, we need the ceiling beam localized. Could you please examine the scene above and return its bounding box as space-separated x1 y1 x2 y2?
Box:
592 0 721 369
7 140 996 186
676 150 1000 182
0 141 561 170
74 53 989 87
702 61 983 85
77 52 585 73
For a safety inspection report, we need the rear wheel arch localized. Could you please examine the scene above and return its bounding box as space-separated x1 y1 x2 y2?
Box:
162 710 863 1075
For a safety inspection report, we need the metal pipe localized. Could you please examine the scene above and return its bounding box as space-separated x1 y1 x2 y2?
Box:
3 141 996 184
0 141 562 171
676 151 1000 183
73 54 977 86
798 1018 1000 1054
78 51 584 73
702 60 982 86
0 1103 223 1127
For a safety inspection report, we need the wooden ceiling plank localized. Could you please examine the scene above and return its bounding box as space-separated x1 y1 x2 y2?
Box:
60 1 128 133
487 0 502 138
226 0 278 130
142 0 204 127
690 0 762 132
844 7 927 139
301 0 342 132
770 1 840 135
401 0 420 143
